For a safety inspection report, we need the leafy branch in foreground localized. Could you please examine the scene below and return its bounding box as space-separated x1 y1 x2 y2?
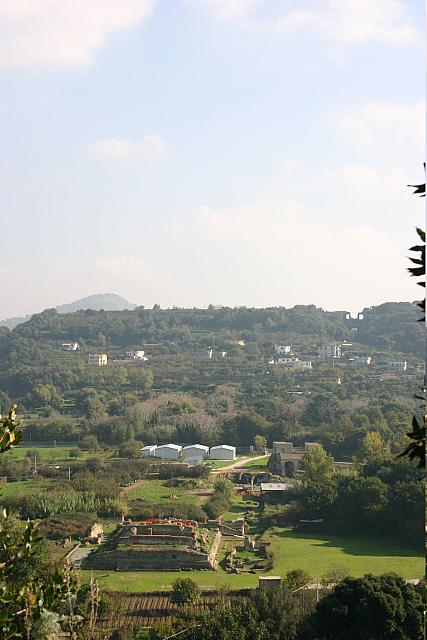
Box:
402 179 426 469
0 405 22 454
0 407 81 639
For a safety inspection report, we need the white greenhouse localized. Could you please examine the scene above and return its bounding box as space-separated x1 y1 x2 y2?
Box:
140 445 158 458
154 444 182 460
182 444 210 460
209 445 236 461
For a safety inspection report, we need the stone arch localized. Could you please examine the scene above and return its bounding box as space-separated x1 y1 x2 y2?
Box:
284 460 295 477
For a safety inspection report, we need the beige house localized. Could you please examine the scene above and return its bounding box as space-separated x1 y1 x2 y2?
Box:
88 353 108 366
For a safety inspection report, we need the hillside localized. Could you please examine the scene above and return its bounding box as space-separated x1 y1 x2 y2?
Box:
56 293 136 314
0 293 135 330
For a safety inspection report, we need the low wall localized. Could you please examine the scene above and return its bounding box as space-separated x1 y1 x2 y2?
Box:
89 547 215 571
119 535 197 548
130 524 194 536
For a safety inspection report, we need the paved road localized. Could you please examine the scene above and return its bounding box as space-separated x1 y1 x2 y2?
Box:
214 455 269 474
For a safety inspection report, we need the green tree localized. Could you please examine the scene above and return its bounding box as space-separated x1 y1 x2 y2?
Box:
187 603 265 640
358 431 392 464
213 478 235 500
300 446 333 483
170 578 201 606
304 573 424 640
254 434 267 450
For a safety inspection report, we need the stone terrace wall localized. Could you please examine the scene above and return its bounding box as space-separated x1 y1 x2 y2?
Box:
130 524 195 536
119 534 197 548
89 547 215 571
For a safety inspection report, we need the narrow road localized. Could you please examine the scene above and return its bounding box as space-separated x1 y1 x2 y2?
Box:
213 454 269 474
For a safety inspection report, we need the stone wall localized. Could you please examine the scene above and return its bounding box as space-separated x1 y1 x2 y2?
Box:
89 547 216 571
119 534 197 548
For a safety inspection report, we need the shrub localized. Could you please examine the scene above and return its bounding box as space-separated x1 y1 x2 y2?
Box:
171 578 201 606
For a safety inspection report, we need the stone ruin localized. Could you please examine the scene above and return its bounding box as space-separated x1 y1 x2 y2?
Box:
88 520 222 571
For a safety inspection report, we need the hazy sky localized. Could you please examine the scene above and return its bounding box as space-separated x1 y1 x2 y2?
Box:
0 0 424 318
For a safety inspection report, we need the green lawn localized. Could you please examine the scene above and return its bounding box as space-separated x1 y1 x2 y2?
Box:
223 494 259 521
3 446 108 462
241 456 269 468
262 527 424 580
81 527 424 592
125 479 198 504
0 478 55 497
4 446 76 461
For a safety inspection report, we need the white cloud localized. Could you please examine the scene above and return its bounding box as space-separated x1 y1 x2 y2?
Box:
190 0 262 21
337 102 424 152
0 0 156 70
274 0 419 45
174 198 417 312
198 0 420 47
88 135 170 160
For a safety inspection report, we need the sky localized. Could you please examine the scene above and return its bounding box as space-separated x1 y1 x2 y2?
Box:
0 0 424 318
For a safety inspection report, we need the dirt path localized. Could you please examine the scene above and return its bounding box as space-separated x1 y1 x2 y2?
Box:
213 454 269 474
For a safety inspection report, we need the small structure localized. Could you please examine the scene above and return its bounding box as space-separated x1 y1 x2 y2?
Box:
388 361 407 371
88 523 104 544
140 445 158 458
272 442 293 454
61 342 79 351
260 483 292 494
210 445 236 461
318 344 341 358
88 353 108 366
304 442 320 451
259 576 282 592
268 441 321 477
182 444 209 461
154 444 182 460
126 350 148 361
275 345 292 355
277 357 312 369
351 356 372 367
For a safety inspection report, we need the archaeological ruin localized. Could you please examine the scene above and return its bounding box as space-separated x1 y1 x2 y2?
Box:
88 520 222 571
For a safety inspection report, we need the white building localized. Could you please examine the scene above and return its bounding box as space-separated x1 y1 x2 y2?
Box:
275 345 292 355
210 445 236 460
388 361 407 371
88 353 108 367
351 356 372 367
154 444 182 460
61 342 79 352
318 344 341 358
126 350 148 361
140 445 158 458
277 358 312 369
182 444 209 461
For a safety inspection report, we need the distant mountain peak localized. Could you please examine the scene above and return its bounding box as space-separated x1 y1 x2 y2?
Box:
56 293 136 314
0 293 136 330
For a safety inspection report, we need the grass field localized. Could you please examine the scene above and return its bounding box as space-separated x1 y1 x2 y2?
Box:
3 446 108 462
4 446 76 461
124 479 211 506
262 527 424 580
81 527 424 591
0 478 55 497
241 456 269 468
